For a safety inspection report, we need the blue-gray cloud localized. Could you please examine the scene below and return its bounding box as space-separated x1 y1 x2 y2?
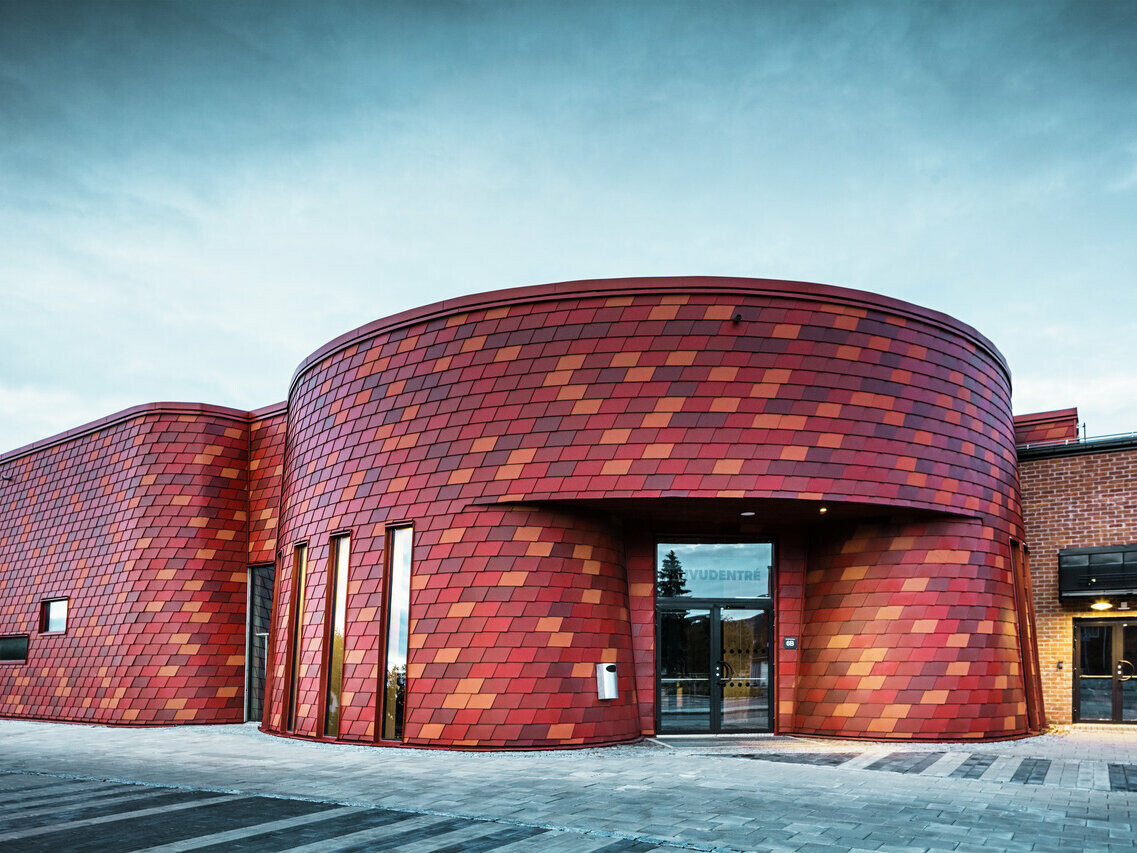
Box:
1 0 1135 451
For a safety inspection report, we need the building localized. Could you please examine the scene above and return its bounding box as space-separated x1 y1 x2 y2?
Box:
1017 408 1137 726
0 277 1047 746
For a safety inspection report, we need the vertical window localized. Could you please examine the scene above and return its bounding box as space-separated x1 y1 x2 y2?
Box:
0 635 28 663
246 564 275 722
382 526 412 741
286 543 308 732
323 534 350 737
40 598 68 633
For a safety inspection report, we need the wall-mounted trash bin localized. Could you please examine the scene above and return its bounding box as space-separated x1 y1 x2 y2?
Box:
596 663 618 700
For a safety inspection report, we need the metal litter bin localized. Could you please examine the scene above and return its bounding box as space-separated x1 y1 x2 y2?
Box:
596 663 618 700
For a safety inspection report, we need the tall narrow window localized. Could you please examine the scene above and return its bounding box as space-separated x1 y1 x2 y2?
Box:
382 526 412 741
246 564 275 722
324 534 350 737
286 543 308 733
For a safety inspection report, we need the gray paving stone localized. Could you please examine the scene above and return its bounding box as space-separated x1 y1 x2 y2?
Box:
3 720 1137 852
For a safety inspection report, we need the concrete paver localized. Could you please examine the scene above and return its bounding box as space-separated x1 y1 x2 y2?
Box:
3 721 1137 850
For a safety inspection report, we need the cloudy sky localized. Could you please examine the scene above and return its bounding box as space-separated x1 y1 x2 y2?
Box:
2 0 1135 453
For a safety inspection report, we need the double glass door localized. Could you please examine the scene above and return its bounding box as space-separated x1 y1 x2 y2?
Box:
1075 621 1137 723
658 605 771 733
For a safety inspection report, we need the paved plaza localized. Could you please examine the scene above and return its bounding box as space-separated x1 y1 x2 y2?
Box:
4 721 1137 851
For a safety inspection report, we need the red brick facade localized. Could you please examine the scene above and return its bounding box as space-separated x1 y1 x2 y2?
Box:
1 277 1046 745
1018 440 1137 724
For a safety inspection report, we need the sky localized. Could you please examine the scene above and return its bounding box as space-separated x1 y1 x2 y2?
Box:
2 0 1136 453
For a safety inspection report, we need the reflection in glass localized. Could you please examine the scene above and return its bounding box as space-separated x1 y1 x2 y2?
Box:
0 635 28 662
286 544 307 732
720 609 769 731
656 542 772 599
324 535 350 737
1080 626 1109 675
1080 677 1113 721
43 599 67 633
383 526 412 741
1123 625 1137 723
247 564 275 722
1078 624 1116 722
658 609 711 732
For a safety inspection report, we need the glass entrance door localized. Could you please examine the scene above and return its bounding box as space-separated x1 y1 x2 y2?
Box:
720 608 770 731
1075 621 1137 723
658 605 771 733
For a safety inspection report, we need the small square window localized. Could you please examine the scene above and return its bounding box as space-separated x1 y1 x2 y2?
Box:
41 598 67 633
0 635 28 663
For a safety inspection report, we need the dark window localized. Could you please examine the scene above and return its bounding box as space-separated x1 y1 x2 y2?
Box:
1059 544 1137 600
0 635 28 663
247 564 275 722
40 598 67 633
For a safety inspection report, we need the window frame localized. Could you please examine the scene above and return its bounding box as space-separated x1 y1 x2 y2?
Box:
39 597 69 635
654 538 776 603
378 523 413 743
0 634 29 664
284 542 308 733
320 531 351 738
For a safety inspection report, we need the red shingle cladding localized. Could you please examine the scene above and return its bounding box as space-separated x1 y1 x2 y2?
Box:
0 404 253 724
798 521 1027 739
1014 408 1079 446
263 276 1037 746
248 406 286 566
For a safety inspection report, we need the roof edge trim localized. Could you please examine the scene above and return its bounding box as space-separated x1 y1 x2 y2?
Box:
0 401 284 465
287 276 1011 396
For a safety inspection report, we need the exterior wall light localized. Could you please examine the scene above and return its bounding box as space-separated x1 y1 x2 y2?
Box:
740 511 756 517
1091 600 1114 611
818 506 828 514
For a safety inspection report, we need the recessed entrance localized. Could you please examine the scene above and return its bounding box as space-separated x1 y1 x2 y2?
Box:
658 605 771 732
1074 620 1137 723
655 541 773 734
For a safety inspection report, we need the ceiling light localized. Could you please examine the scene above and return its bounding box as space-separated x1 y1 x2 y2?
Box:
740 511 756 517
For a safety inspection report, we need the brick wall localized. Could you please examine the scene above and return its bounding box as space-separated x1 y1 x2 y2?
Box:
1019 445 1137 724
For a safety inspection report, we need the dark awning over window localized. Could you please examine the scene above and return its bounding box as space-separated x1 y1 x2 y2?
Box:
1059 544 1137 600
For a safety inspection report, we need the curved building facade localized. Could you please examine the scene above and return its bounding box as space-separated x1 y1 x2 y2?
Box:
0 403 256 724
0 277 1044 744
263 277 1039 746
